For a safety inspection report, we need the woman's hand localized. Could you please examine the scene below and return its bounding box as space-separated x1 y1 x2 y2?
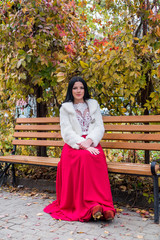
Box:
86 147 100 155
77 138 93 150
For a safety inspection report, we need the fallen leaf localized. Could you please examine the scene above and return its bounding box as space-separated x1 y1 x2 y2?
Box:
142 218 148 221
125 233 131 236
37 213 43 216
120 224 125 227
116 208 123 213
35 223 41 226
27 203 32 206
21 215 28 219
137 235 144 239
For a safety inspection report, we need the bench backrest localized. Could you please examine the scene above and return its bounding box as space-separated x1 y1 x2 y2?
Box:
13 115 160 151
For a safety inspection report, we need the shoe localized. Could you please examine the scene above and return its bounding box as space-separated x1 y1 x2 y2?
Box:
103 210 115 221
91 205 103 220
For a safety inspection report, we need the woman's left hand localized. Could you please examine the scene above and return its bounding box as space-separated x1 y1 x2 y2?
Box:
87 147 100 155
77 138 93 149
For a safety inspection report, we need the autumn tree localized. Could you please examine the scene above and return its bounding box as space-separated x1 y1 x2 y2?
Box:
57 0 160 116
0 0 89 155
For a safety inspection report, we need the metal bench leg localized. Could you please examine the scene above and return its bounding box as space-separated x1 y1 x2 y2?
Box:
0 163 11 186
11 164 16 187
153 175 159 224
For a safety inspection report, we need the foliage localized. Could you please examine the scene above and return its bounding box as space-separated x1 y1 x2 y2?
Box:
0 0 160 155
0 0 89 108
0 0 89 152
56 0 160 115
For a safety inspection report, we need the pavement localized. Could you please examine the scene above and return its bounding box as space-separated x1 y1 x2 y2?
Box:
0 186 160 240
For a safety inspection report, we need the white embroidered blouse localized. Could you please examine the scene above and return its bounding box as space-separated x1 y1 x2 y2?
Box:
73 102 91 135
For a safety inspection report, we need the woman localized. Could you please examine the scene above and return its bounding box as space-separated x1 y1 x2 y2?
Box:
43 76 115 222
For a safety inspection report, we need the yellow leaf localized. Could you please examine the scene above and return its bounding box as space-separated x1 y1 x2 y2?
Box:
134 37 139 41
57 72 65 77
57 76 66 82
80 61 88 69
19 73 26 80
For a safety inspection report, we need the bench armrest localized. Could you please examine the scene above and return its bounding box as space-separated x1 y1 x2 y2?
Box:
151 160 160 175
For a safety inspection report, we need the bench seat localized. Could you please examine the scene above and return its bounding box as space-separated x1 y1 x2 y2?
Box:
0 155 159 176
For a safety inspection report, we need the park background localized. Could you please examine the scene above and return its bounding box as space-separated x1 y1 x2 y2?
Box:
0 0 160 213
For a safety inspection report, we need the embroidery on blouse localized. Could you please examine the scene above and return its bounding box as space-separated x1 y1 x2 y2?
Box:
73 102 91 134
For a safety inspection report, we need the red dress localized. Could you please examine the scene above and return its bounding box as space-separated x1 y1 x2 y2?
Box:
43 140 115 221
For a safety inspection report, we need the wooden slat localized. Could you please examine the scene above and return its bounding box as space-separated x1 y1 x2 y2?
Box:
13 132 62 139
16 117 60 124
103 115 160 123
12 138 160 150
16 115 160 124
103 133 160 141
0 155 60 167
104 124 160 132
0 155 159 176
12 139 64 147
107 162 157 175
100 141 160 151
15 125 60 131
14 132 160 141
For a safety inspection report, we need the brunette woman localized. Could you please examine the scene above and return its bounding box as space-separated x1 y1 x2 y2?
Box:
43 76 115 222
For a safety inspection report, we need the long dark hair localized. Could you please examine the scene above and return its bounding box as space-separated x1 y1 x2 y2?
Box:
64 76 90 103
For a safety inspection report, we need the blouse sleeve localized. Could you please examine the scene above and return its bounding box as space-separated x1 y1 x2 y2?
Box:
60 106 85 149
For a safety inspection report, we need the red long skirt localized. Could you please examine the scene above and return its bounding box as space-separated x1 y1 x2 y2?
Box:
43 142 115 222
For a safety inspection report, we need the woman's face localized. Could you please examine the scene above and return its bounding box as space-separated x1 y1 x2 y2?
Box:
72 81 85 103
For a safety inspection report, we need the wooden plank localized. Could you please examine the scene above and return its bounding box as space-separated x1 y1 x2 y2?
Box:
0 155 60 167
16 117 60 124
104 124 160 132
107 162 154 175
15 125 60 131
103 133 160 141
100 141 160 150
16 115 160 124
0 155 159 176
103 115 160 123
12 139 64 147
13 132 62 139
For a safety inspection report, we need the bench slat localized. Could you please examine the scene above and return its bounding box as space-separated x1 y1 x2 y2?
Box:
100 141 160 150
13 132 62 139
13 132 160 141
15 125 61 131
16 117 60 124
103 115 160 123
15 124 160 132
12 139 64 147
107 162 154 175
16 115 160 124
103 133 160 141
12 139 160 151
0 155 60 167
104 125 160 132
0 155 159 176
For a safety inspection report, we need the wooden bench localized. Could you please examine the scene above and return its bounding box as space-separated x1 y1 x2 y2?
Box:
0 115 160 223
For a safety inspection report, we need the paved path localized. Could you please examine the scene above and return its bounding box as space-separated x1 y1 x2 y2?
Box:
0 186 159 240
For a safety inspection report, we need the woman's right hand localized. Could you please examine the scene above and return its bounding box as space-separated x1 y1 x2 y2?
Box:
87 147 100 155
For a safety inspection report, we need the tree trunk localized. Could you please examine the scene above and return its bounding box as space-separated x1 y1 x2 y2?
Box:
36 85 48 157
